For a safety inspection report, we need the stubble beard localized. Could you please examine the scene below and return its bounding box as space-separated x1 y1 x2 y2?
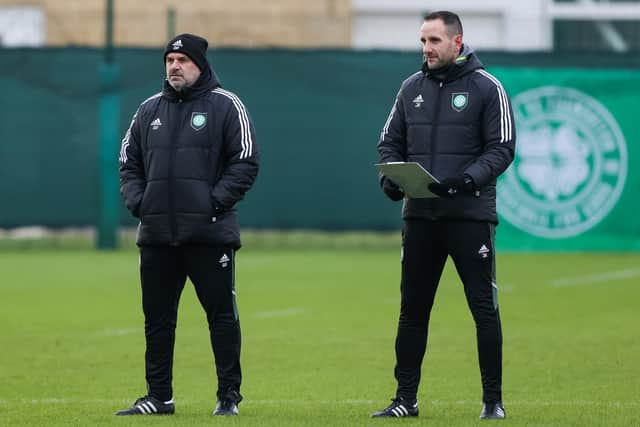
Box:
168 76 186 92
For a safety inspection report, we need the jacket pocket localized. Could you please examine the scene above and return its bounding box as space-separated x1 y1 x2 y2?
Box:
138 189 150 217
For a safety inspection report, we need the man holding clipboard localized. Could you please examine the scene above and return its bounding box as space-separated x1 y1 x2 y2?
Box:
375 162 441 199
372 11 515 421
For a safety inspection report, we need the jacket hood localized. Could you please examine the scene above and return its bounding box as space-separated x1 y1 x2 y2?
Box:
422 44 484 82
162 66 221 101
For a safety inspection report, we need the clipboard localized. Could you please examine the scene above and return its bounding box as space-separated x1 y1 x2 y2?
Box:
376 162 440 198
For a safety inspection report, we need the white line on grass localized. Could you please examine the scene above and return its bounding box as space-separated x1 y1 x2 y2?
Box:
430 400 640 407
252 308 306 319
2 398 638 407
551 268 640 288
248 400 377 405
499 284 515 293
97 328 141 336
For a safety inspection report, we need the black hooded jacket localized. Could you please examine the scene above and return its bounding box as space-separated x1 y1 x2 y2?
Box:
378 45 515 224
119 68 259 248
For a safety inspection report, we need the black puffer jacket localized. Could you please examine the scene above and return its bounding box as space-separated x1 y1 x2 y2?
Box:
119 68 258 248
378 45 515 224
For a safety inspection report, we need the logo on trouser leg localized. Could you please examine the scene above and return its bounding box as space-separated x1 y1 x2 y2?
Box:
478 244 490 258
219 253 230 268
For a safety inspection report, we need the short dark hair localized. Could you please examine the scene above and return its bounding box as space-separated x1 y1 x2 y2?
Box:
424 11 463 37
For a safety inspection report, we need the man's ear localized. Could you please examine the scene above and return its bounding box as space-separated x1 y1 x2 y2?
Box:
454 34 463 52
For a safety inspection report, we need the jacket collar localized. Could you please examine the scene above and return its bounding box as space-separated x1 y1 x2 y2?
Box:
162 67 221 102
422 44 483 82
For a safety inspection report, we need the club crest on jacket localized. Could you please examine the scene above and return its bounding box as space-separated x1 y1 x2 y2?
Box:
452 92 469 111
191 112 207 131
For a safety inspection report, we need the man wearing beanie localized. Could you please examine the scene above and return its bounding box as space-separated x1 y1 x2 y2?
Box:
117 33 259 417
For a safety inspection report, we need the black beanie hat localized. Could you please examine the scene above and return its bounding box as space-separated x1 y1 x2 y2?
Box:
164 33 209 72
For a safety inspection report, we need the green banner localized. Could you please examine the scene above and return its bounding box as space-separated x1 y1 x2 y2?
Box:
494 68 640 250
0 50 638 251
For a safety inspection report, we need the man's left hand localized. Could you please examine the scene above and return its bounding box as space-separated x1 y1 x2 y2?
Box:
428 174 474 198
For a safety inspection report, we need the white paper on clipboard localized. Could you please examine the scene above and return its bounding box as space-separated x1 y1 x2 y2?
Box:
376 162 440 198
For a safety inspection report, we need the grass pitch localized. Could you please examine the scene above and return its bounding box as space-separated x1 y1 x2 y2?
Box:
1 240 638 426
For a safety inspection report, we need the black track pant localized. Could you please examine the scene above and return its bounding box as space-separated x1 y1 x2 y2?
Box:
139 245 241 401
394 219 502 404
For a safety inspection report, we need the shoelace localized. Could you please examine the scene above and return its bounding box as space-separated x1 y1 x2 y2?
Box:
386 398 403 410
134 396 150 405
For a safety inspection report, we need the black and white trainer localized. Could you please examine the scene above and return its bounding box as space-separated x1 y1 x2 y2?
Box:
480 401 506 419
371 397 419 418
213 389 242 416
115 395 175 416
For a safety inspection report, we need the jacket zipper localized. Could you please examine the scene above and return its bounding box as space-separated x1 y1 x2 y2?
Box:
167 99 182 245
429 81 444 173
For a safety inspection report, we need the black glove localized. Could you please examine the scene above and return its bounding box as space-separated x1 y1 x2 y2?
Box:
428 174 474 198
382 177 404 201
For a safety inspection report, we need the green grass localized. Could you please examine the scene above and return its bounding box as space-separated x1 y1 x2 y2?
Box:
1 246 639 426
